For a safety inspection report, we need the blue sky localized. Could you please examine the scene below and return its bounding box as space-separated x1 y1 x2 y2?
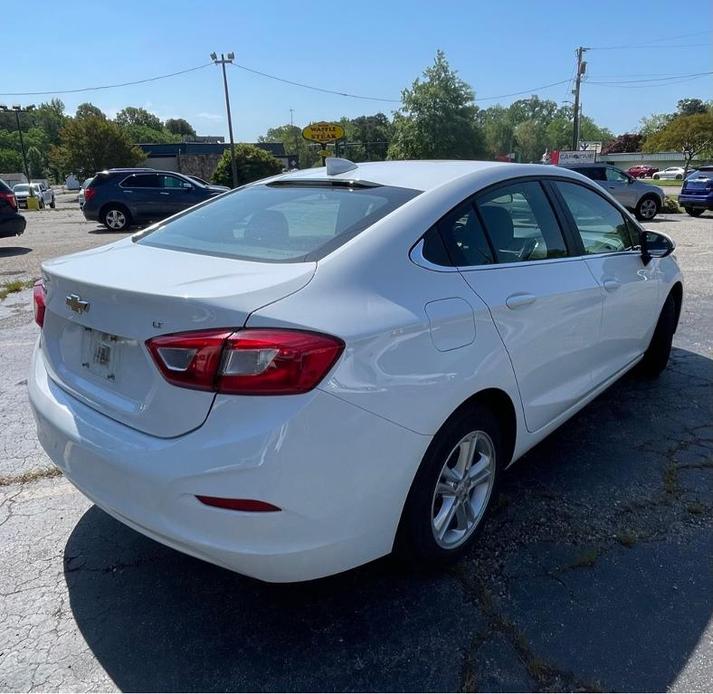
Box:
3 1 711 140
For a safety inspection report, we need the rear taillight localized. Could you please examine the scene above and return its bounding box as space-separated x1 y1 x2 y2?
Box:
33 280 46 328
146 328 344 395
83 187 96 203
0 191 17 210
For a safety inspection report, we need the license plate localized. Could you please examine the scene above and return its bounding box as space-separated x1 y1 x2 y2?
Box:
81 330 122 382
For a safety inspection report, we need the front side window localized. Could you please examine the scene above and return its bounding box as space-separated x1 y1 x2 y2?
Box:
475 181 568 263
605 167 629 183
160 175 189 189
556 181 634 254
136 182 419 262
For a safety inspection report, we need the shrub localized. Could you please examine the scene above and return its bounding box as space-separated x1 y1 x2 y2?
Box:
661 195 681 214
212 144 283 187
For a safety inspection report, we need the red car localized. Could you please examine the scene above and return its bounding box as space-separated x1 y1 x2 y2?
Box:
627 165 659 179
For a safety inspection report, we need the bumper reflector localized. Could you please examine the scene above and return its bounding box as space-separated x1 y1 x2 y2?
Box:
196 495 281 512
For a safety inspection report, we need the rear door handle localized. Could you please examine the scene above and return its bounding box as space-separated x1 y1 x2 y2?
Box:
603 278 621 292
506 293 536 309
159 191 170 196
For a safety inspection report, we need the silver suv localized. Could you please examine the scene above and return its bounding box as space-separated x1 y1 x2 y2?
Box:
563 164 665 221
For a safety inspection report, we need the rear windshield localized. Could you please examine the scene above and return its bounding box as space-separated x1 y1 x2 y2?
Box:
136 182 420 262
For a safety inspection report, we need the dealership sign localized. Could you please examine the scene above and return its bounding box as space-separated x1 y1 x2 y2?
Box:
551 149 596 165
302 122 345 143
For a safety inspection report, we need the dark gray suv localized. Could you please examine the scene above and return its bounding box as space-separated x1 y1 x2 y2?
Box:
562 164 665 221
82 168 226 231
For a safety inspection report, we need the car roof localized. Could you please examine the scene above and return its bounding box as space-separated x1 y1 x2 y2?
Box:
268 160 564 193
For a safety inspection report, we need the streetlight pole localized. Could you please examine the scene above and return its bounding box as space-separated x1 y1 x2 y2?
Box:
0 104 35 191
210 52 238 188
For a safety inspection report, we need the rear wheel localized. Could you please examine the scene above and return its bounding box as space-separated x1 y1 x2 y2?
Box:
397 405 503 564
49 196 56 209
635 195 660 221
638 294 676 377
685 208 704 217
653 174 660 180
102 205 131 231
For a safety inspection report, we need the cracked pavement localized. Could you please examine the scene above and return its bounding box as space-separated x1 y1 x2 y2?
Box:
1 207 712 692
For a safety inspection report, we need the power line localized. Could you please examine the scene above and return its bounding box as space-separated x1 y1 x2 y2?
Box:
0 63 213 97
231 62 401 103
590 41 710 51
589 30 711 50
475 79 572 101
587 71 712 85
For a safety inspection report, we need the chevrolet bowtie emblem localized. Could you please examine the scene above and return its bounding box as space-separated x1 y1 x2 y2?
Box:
65 294 90 314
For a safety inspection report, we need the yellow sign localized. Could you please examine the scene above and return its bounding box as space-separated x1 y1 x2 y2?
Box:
302 122 345 143
318 149 332 158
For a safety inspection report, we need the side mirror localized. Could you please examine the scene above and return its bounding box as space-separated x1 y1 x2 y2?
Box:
640 229 675 265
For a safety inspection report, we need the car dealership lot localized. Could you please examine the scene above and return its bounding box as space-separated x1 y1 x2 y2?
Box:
1 207 712 691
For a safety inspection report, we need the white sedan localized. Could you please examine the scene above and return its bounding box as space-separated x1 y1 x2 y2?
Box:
29 159 683 582
652 167 689 180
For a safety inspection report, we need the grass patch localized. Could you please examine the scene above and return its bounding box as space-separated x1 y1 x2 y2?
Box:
615 530 638 548
661 195 682 214
0 278 34 301
0 466 62 487
641 178 682 187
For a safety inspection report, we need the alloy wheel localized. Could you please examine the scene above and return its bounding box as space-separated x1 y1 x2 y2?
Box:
105 209 126 229
431 430 496 549
639 198 658 220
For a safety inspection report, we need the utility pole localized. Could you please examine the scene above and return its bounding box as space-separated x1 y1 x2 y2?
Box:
0 104 35 194
572 47 588 150
289 108 294 127
210 52 238 188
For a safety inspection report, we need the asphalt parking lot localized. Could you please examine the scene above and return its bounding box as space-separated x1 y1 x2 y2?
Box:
1 202 712 691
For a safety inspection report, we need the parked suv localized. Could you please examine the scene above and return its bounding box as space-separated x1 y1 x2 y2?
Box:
679 166 713 217
82 169 227 231
0 179 26 238
562 164 665 221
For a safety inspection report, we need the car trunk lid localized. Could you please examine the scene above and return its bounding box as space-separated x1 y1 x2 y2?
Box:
40 239 316 437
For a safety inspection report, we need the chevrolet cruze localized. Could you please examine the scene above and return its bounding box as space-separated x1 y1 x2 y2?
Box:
29 159 683 582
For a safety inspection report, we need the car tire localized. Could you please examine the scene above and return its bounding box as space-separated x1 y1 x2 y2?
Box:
101 205 132 231
396 404 503 565
653 174 660 180
38 198 45 210
635 195 660 221
685 208 704 217
49 197 56 209
676 174 682 180
637 293 676 378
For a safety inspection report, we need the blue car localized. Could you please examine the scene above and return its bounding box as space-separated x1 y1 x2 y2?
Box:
679 166 713 217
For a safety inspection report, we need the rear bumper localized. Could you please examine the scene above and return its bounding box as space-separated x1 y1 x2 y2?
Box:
29 342 430 582
678 193 713 210
0 213 26 237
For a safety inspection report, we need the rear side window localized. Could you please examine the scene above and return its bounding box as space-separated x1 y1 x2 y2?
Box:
437 203 494 266
555 181 634 254
475 181 568 263
136 182 419 262
605 167 629 183
576 167 606 182
122 174 159 188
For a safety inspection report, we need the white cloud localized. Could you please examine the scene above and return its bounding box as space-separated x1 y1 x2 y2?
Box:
197 112 223 121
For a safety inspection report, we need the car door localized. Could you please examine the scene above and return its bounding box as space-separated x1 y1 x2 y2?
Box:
119 173 163 221
604 166 637 208
552 179 662 384
443 180 603 433
157 174 197 217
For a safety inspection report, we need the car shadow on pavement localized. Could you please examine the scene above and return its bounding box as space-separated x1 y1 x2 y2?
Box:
0 246 32 257
64 347 713 692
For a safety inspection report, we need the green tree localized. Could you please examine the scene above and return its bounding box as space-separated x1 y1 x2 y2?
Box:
259 124 319 169
115 106 163 130
639 113 672 138
26 146 45 178
165 118 197 138
643 112 713 175
75 103 106 120
338 113 392 161
50 116 144 178
676 98 710 116
601 133 643 154
33 99 67 145
120 124 180 144
212 144 283 187
514 119 546 162
388 50 485 160
479 105 515 158
0 149 23 173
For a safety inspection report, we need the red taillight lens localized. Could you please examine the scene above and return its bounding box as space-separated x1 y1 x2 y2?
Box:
33 280 46 328
196 496 281 512
146 328 344 395
0 191 17 210
83 187 96 203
